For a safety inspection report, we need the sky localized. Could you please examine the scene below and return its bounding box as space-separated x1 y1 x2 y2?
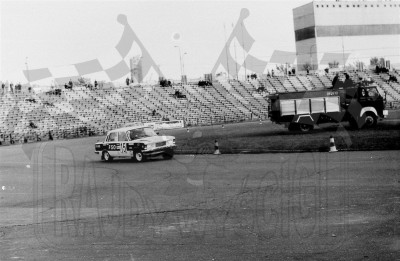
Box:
0 0 310 84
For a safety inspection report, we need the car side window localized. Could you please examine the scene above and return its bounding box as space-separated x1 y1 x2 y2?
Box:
108 132 118 142
118 131 127 141
360 88 368 97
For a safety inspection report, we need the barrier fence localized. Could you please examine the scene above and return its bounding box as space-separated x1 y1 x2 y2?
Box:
0 114 269 147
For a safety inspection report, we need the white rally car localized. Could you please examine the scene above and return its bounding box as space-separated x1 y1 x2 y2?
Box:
94 124 176 162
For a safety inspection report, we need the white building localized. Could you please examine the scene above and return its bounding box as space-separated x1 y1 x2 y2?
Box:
293 1 400 71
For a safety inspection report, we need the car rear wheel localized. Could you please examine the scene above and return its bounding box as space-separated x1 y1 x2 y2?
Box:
103 151 113 162
133 151 145 162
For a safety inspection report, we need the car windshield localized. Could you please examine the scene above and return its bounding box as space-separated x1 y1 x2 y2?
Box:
128 127 157 140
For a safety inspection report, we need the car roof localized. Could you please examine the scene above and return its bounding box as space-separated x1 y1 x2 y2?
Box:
107 123 151 134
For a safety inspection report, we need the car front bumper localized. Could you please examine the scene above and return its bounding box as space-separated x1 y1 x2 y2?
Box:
142 145 176 156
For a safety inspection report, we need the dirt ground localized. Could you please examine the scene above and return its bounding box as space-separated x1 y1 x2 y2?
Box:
0 132 399 260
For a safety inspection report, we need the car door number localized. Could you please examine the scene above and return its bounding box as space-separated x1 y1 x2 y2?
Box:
108 144 118 150
120 143 127 153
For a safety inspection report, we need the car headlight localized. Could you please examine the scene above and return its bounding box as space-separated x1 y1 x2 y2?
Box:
145 143 155 150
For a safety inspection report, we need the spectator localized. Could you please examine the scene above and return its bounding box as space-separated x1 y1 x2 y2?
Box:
332 73 339 87
94 80 98 88
29 121 37 129
257 86 265 93
126 77 130 86
68 79 73 88
343 73 354 88
10 83 14 93
388 74 398 83
271 69 275 77
361 88 368 97
152 109 156 116
5 81 9 92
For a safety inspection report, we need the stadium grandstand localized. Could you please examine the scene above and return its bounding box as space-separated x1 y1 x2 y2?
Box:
1 68 399 145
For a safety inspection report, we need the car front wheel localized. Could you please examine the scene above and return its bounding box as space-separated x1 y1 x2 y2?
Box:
133 151 145 162
103 151 113 162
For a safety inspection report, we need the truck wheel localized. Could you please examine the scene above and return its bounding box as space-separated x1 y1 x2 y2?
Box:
288 123 299 131
163 149 174 160
362 113 377 128
133 151 145 162
103 151 113 162
299 124 314 132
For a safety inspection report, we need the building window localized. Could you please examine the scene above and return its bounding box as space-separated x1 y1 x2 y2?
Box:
371 5 373 7
357 5 360 7
377 5 379 7
339 5 341 7
353 5 355 7
365 5 367 7
316 5 318 7
333 5 335 7
347 5 349 7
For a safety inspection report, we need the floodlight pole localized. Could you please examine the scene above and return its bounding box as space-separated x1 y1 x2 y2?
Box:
174 46 183 80
25 57 31 84
182 52 187 76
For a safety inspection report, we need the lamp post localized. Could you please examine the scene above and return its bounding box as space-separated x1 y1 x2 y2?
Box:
25 57 30 84
174 45 183 79
182 52 187 76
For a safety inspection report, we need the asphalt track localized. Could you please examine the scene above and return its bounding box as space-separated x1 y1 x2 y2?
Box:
0 135 399 261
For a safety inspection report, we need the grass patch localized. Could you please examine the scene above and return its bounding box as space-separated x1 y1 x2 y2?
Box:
159 119 400 154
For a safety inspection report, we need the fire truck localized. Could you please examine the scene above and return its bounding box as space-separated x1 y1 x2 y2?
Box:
267 82 388 131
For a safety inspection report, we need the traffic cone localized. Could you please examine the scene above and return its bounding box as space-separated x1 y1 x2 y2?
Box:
329 135 338 152
214 140 221 155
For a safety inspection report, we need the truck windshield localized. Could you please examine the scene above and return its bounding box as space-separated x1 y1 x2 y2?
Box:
366 87 379 98
128 128 157 140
